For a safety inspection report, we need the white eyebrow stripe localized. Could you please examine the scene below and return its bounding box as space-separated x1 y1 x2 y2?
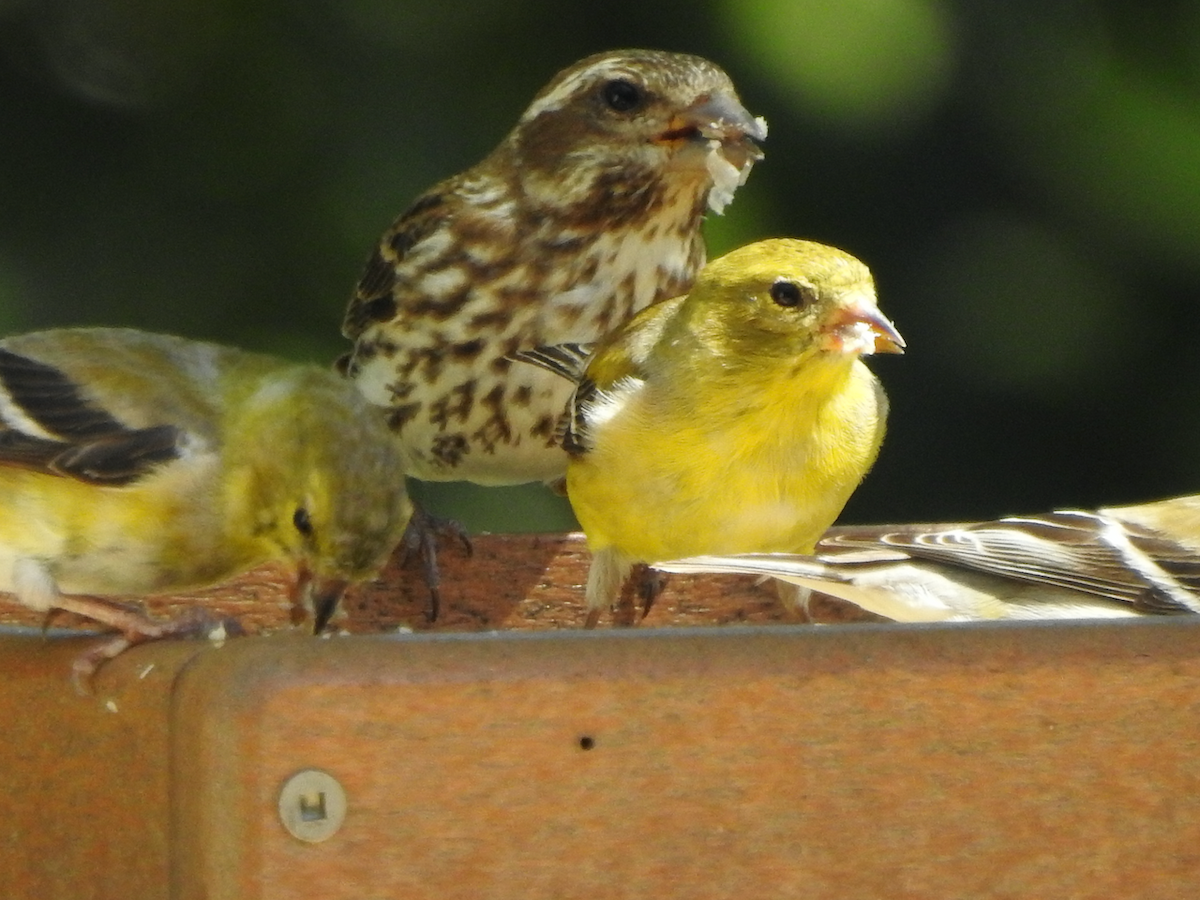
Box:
519 61 637 122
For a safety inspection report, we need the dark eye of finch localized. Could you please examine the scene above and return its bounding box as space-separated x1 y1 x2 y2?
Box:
602 79 643 112
293 507 314 537
769 281 804 308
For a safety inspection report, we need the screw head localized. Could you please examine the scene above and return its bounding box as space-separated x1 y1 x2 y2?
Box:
277 768 347 843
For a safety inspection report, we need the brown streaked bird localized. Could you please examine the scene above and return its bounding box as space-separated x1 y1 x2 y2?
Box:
657 495 1200 621
337 49 766 618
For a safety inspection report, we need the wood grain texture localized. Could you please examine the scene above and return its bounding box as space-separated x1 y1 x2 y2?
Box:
4 599 1200 896
12 535 1196 898
0 637 199 900
97 621 1200 898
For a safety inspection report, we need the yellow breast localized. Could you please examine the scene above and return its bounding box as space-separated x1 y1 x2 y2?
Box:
0 453 243 598
567 357 887 563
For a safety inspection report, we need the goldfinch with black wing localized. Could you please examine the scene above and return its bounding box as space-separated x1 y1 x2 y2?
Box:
0 328 413 683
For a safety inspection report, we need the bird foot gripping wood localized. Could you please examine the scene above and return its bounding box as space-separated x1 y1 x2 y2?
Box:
47 596 245 694
637 566 669 620
610 564 669 626
587 564 670 628
398 502 473 622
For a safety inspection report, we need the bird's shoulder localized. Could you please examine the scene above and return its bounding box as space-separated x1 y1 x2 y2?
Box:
557 296 685 456
341 160 521 343
585 293 684 388
342 185 457 340
1104 494 1200 554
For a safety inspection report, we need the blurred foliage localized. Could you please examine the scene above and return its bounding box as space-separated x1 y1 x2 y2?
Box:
1 0 1199 533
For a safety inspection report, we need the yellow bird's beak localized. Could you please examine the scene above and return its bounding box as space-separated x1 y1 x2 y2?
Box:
310 576 351 633
822 301 906 356
289 562 351 633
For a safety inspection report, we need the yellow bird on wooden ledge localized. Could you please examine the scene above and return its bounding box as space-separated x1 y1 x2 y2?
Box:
516 238 904 626
657 494 1200 620
0 328 413 686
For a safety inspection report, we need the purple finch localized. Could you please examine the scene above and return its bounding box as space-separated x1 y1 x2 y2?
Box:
337 49 766 616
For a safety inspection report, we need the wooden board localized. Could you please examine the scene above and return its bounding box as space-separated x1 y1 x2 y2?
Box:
4 535 1199 898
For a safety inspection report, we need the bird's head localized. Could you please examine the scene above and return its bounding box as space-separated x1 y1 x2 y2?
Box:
224 367 413 630
509 49 766 214
683 238 905 364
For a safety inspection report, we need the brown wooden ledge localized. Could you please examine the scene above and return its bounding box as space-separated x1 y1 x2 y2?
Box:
0 532 881 634
4 534 1199 899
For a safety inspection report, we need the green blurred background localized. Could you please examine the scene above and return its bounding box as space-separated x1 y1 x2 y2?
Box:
2 0 1199 532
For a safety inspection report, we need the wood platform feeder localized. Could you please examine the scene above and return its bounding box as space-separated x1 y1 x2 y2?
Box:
3 532 1200 899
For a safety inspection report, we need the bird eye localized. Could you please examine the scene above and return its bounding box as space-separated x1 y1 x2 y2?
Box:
601 79 644 113
293 507 314 537
769 280 807 308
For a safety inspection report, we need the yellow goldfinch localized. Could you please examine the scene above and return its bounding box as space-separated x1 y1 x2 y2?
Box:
516 238 904 626
0 328 413 682
657 494 1200 620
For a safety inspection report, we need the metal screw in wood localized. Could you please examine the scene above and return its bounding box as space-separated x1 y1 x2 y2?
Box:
277 768 347 843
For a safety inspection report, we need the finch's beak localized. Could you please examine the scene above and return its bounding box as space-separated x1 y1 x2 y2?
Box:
289 562 351 633
310 577 351 634
822 300 906 356
658 91 767 169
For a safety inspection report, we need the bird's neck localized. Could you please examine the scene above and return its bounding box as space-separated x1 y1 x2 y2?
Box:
653 328 864 428
486 153 709 340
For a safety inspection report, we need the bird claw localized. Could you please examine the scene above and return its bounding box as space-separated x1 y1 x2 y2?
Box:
636 566 669 620
69 605 244 695
398 503 473 622
71 636 135 695
599 564 668 628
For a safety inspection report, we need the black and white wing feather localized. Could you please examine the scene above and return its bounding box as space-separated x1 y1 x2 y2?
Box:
0 348 181 485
